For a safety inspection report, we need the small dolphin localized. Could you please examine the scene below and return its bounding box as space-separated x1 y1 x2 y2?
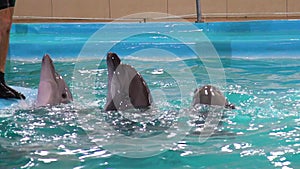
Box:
105 52 152 111
191 85 235 137
192 85 235 109
36 54 73 107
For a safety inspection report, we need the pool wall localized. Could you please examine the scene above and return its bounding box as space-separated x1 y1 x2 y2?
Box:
9 20 300 59
14 0 300 21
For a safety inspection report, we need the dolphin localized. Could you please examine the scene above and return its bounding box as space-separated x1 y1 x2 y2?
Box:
192 85 235 109
104 52 152 111
36 54 73 107
191 85 235 137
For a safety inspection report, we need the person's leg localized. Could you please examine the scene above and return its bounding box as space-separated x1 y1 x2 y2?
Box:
0 6 25 99
0 7 13 73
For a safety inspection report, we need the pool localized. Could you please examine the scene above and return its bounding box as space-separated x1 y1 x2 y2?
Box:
1 20 300 169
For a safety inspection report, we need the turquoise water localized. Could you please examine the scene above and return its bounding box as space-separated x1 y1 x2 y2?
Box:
1 21 300 169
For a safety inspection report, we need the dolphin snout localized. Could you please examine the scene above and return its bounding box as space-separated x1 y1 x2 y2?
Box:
42 54 53 64
107 52 121 71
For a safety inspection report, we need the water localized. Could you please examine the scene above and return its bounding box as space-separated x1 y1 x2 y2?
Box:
1 21 300 169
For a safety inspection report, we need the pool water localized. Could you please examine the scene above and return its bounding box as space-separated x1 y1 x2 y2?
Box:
1 20 300 169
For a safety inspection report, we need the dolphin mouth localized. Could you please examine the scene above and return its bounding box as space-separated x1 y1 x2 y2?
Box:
107 52 121 71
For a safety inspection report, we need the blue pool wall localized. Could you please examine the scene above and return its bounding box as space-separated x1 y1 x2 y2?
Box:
9 20 300 59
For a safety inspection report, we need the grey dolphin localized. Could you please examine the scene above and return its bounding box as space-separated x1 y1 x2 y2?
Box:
192 85 235 109
104 52 152 111
36 54 73 107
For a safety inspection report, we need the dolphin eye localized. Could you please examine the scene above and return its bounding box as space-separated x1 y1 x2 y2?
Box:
62 93 67 99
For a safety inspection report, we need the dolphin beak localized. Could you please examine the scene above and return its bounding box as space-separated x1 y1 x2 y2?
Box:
40 54 56 80
42 54 51 63
42 54 54 68
107 52 121 71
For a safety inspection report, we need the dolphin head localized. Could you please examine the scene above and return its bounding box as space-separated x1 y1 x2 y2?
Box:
107 52 121 71
36 54 73 107
105 52 152 111
192 85 235 109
